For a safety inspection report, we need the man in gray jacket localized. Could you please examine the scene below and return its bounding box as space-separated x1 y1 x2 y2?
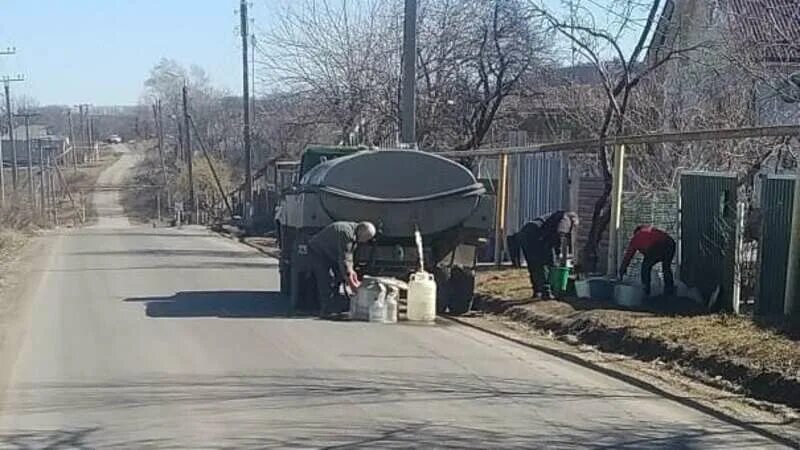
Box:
308 221 376 317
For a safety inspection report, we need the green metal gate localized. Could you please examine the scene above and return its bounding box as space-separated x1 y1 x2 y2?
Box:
757 175 796 315
680 172 738 311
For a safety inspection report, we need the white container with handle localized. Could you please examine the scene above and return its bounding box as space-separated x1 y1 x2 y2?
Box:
407 271 437 323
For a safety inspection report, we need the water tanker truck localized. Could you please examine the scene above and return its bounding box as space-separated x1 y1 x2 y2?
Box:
278 146 494 315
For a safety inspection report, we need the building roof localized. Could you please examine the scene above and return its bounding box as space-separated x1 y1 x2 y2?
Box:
725 0 800 62
2 125 64 141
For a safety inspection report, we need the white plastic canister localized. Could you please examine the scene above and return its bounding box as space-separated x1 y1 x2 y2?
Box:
407 271 437 322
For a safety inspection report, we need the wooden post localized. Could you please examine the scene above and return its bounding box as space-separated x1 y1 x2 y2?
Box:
607 145 625 277
156 190 162 223
49 155 58 226
494 154 509 266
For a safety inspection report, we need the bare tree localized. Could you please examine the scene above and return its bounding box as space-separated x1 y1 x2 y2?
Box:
257 0 399 144
521 0 707 271
256 0 550 154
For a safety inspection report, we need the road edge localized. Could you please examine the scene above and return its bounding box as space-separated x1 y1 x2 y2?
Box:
0 234 58 413
444 314 799 448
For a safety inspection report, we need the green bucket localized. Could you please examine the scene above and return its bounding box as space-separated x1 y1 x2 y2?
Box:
549 266 571 293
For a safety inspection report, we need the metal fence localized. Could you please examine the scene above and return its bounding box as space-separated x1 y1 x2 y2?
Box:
756 175 796 315
679 172 739 312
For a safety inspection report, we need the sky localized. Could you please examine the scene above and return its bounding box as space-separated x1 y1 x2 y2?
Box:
0 0 268 106
0 0 644 107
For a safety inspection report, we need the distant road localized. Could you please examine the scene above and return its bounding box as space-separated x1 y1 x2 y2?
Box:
0 144 787 448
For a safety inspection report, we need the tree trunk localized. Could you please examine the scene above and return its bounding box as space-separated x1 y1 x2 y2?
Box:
582 179 612 274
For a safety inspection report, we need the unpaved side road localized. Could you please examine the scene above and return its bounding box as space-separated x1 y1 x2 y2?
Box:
0 144 791 448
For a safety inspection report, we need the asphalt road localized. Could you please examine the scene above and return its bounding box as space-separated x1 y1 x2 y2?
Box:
0 145 788 448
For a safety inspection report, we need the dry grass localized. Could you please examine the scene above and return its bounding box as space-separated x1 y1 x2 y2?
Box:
476 268 800 385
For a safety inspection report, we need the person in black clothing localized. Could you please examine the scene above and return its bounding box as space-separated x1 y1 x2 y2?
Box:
506 211 578 298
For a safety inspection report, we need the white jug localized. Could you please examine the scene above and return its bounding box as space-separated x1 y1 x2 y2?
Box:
368 283 388 323
385 286 399 323
407 271 437 322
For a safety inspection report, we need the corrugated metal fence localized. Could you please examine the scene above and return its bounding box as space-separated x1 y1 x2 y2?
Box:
680 172 738 311
506 153 569 234
757 175 796 315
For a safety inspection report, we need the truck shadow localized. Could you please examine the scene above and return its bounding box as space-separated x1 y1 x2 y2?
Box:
124 290 303 318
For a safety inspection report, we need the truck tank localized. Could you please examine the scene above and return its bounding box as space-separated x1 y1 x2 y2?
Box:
280 148 494 315
296 149 487 235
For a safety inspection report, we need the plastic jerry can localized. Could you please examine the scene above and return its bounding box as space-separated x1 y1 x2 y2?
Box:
353 278 380 321
407 271 437 322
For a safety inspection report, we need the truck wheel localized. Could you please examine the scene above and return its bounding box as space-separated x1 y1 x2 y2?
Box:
433 267 451 314
446 266 475 315
280 264 291 297
288 264 301 316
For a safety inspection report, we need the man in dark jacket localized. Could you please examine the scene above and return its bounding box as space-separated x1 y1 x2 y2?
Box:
506 211 578 298
308 221 376 317
619 225 676 296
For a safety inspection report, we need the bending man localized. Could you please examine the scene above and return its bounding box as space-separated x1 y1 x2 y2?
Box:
619 225 676 297
506 211 578 298
308 221 376 317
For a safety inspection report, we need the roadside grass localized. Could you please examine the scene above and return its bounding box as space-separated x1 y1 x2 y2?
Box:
475 268 800 408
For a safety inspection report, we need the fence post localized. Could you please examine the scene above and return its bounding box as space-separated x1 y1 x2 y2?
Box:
156 191 162 223
494 153 509 266
607 145 625 277
733 201 745 314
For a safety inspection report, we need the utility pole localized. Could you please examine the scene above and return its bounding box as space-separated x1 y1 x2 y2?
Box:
14 112 38 210
48 153 58 225
67 109 77 172
241 0 253 219
3 75 24 189
182 83 195 224
76 105 85 165
37 139 45 219
399 0 417 147
153 100 169 204
88 114 95 162
83 105 92 164
0 48 16 208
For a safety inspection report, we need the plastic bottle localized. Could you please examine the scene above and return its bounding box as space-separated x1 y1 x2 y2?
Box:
384 285 399 323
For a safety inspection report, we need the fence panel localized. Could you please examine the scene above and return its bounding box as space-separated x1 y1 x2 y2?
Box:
509 153 569 234
757 175 796 315
573 176 609 274
680 172 738 311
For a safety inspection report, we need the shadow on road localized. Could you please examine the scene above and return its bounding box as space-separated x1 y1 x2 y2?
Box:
66 249 265 259
125 290 295 318
0 369 783 448
41 261 278 273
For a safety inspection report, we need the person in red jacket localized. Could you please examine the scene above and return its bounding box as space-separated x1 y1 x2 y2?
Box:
619 225 676 296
